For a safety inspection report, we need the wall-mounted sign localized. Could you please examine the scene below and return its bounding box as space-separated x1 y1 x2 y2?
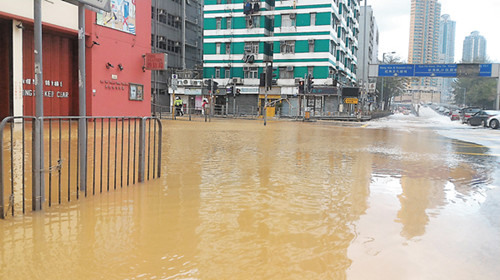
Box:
144 53 168 70
96 0 136 34
344 98 358 104
129 83 143 101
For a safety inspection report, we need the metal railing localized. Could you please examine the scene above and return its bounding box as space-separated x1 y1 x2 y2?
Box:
0 116 162 219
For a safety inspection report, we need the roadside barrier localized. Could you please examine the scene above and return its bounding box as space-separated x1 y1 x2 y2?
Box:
0 116 162 219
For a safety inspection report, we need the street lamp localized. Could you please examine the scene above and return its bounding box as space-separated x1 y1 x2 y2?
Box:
381 51 396 110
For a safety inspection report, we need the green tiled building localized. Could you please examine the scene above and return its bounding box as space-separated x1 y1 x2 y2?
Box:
203 0 360 116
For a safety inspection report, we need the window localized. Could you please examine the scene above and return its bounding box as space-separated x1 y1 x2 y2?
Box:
216 17 222 29
216 43 221 54
226 42 231 54
308 66 314 77
330 40 336 55
282 14 296 27
226 17 232 29
308 39 315 52
279 67 294 79
215 67 221 78
280 41 295 54
247 16 259 28
225 68 231 78
244 41 259 54
244 67 258 79
310 13 316 26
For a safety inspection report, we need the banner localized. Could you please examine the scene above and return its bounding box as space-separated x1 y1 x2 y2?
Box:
96 0 136 34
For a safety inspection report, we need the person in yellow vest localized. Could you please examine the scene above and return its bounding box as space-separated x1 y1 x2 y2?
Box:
174 97 184 116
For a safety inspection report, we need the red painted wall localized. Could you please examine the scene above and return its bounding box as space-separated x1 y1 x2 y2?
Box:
86 0 151 117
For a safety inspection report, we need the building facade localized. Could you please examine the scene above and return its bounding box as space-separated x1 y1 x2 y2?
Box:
0 0 152 119
408 0 441 90
202 0 360 117
358 5 378 105
151 0 203 111
438 14 455 103
462 31 487 63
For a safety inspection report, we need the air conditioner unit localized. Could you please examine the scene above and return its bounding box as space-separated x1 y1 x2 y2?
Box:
244 54 255 64
232 77 243 85
174 16 181 22
175 42 181 46
308 39 315 44
289 14 296 19
159 36 165 42
244 46 252 52
178 79 191 86
286 66 294 71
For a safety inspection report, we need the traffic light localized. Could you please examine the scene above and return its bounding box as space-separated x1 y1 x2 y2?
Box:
307 74 314 93
213 81 219 92
236 88 241 95
298 80 305 94
266 65 278 90
204 79 212 91
259 73 266 87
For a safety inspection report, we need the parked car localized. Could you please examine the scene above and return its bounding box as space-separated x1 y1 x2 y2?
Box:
461 107 481 124
487 115 500 129
450 110 460 121
466 110 500 127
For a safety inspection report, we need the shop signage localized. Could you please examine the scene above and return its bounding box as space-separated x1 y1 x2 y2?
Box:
23 78 70 98
145 53 168 70
344 98 358 104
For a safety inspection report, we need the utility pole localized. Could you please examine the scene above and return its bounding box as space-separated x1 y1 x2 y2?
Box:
33 0 44 211
264 63 268 126
463 88 466 107
78 3 87 192
210 75 213 122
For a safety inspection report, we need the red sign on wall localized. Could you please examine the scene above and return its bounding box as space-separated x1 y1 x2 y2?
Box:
144 53 168 70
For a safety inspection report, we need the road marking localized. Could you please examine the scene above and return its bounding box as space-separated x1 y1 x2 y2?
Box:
361 124 369 128
454 152 500 157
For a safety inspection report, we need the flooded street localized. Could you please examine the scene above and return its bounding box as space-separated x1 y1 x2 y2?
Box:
1 110 500 279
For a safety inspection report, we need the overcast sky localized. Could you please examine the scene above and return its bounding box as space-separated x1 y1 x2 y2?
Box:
369 0 500 63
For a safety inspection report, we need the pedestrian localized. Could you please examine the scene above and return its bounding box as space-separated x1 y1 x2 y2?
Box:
202 98 208 115
174 97 184 116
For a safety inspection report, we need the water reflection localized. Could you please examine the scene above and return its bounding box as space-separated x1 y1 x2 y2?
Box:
1 119 499 279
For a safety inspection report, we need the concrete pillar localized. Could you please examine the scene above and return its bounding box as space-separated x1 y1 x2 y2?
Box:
12 20 23 117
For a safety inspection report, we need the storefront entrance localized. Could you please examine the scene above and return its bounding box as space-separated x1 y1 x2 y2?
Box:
22 28 78 116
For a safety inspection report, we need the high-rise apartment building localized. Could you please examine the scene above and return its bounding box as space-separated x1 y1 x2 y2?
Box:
408 0 441 88
202 0 360 117
151 0 203 106
438 14 455 102
358 5 379 91
438 14 455 64
462 31 487 63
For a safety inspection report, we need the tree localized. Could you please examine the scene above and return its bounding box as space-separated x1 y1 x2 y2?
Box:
376 55 409 110
452 59 496 109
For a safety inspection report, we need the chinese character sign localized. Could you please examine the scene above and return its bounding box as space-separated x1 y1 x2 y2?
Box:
96 0 136 35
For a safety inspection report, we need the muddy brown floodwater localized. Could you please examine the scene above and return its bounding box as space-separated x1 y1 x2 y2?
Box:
1 119 499 279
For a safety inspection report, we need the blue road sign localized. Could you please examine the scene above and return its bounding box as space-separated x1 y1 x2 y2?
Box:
414 64 457 77
377 63 494 78
480 64 493 77
378 65 414 77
